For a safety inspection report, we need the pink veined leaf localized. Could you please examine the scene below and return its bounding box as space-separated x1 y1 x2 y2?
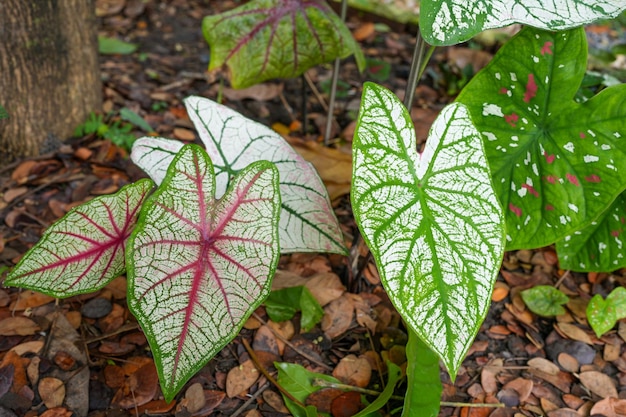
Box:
127 144 281 402
202 0 365 89
4 179 154 298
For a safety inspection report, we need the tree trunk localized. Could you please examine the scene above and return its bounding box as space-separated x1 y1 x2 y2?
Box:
0 0 101 158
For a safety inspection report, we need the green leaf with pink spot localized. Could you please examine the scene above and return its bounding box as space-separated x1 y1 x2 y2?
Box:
352 82 505 378
587 287 626 337
4 179 153 297
131 96 346 255
557 192 626 272
456 27 626 250
202 0 365 89
421 0 626 46
127 144 281 401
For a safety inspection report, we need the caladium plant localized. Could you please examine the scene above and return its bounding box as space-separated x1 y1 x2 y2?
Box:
131 96 347 255
420 0 626 45
203 0 365 89
557 192 626 272
128 144 281 400
4 141 286 401
352 82 505 388
456 26 626 251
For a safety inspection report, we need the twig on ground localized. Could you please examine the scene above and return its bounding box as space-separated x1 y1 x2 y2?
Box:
241 339 308 410
230 382 270 417
252 312 333 371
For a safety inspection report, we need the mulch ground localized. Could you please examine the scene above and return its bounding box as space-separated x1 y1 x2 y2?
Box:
1 1 626 416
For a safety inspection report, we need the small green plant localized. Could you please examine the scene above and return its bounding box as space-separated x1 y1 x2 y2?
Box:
74 108 154 152
0 104 8 120
521 285 626 338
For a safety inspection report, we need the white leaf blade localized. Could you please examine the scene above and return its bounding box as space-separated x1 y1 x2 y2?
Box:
422 0 626 45
184 96 346 255
130 137 184 185
352 83 505 375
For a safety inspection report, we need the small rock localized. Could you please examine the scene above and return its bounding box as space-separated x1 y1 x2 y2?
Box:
81 298 112 319
497 388 520 407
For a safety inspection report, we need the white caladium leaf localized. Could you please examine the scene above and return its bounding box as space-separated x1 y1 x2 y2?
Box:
352 82 505 376
127 144 281 401
421 0 626 45
131 137 184 185
132 97 347 255
557 192 626 272
5 179 153 297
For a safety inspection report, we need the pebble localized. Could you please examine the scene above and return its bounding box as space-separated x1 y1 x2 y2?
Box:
81 298 112 319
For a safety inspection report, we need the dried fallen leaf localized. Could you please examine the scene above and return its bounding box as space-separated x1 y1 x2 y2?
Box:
528 357 560 376
226 359 259 398
557 352 579 373
331 391 363 417
321 294 354 339
579 371 618 398
502 377 533 402
222 83 283 101
332 354 371 388
263 389 289 413
39 407 73 417
285 137 352 201
590 396 626 416
10 290 55 311
556 322 594 345
38 377 66 409
0 316 40 336
112 361 159 409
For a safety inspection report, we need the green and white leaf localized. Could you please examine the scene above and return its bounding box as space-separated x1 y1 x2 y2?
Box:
421 0 626 45
557 192 626 272
352 82 505 376
587 287 626 337
128 144 281 401
203 0 365 89
5 180 153 297
133 97 346 255
456 27 626 250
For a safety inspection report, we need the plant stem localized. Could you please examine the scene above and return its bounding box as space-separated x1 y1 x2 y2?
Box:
312 378 504 408
403 29 435 109
312 378 405 401
323 0 348 145
241 338 307 409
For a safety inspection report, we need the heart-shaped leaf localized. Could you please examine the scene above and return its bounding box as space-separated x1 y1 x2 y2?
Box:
352 82 505 376
456 27 626 250
5 179 153 297
203 0 365 89
132 96 347 255
557 192 626 272
520 285 569 317
421 0 626 45
587 287 626 337
127 144 281 401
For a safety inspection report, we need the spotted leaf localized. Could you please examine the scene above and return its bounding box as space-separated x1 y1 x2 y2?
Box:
127 144 281 401
352 82 505 376
421 0 626 45
456 27 626 250
5 180 153 297
587 287 626 337
132 97 346 255
557 192 626 272
203 0 364 89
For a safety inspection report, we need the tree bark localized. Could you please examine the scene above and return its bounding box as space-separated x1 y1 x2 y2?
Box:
0 0 101 158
